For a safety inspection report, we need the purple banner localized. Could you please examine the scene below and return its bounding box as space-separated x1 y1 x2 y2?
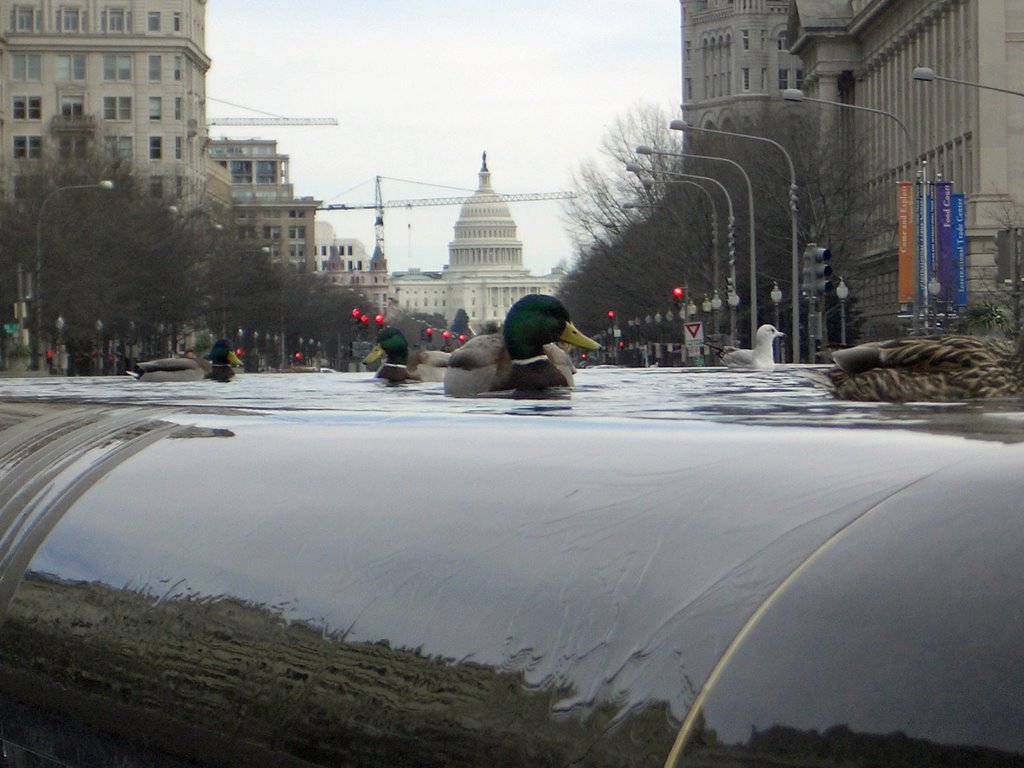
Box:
935 181 953 296
952 192 967 306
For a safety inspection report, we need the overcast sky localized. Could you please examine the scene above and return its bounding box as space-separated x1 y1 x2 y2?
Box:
206 1 681 275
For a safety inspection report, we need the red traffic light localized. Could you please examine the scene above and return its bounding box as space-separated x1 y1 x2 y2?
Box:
607 310 615 319
672 286 684 300
425 327 433 337
360 314 369 324
374 313 385 327
441 329 451 339
458 333 466 342
294 351 302 360
236 347 243 356
351 307 361 318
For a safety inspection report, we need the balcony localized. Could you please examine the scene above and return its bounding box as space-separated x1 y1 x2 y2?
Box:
49 114 98 133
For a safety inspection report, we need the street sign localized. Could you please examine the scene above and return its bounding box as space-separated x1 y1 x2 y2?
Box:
2 323 18 334
683 322 704 345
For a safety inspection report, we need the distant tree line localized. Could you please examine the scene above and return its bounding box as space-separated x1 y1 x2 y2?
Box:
557 102 884 357
0 154 381 371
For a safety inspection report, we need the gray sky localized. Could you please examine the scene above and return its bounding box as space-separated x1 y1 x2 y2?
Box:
206 1 681 275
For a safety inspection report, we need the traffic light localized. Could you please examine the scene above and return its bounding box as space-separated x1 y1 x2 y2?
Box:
425 327 434 343
374 313 385 329
359 314 369 327
672 286 684 308
607 310 615 321
351 307 362 325
802 244 833 295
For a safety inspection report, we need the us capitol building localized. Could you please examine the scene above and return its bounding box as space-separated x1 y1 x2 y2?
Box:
388 153 566 331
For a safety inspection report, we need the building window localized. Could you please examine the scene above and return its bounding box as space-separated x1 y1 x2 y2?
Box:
148 55 161 81
149 175 163 198
174 136 183 159
149 96 162 120
288 226 306 239
13 136 42 159
230 160 252 183
795 69 804 89
173 56 182 81
102 54 131 80
11 54 41 81
58 7 85 32
149 136 162 159
174 96 182 120
105 135 132 160
172 12 181 31
742 67 750 92
102 8 128 32
12 96 42 120
147 11 160 31
741 30 749 50
60 94 84 116
103 95 131 120
14 6 38 31
59 136 88 160
778 69 788 90
778 34 787 51
56 54 86 80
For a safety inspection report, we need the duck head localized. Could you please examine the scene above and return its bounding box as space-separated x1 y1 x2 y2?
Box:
210 338 242 366
363 327 409 366
502 295 600 361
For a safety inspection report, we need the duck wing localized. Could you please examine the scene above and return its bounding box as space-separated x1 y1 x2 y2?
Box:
444 335 511 396
826 335 1021 401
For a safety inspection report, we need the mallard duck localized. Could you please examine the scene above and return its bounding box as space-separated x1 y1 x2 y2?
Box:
362 327 450 382
817 334 1024 402
715 324 784 370
133 338 241 382
443 294 599 397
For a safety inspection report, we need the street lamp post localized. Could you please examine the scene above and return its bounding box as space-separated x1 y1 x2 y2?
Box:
33 180 114 370
625 163 736 342
835 277 850 345
669 119 802 362
636 145 759 346
782 88 920 332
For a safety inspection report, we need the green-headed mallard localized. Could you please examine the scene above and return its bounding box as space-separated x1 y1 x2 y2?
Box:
133 338 241 382
819 334 1024 402
715 324 785 370
443 294 599 397
362 327 450 383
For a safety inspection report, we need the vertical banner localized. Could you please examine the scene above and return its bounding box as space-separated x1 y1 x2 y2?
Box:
897 181 914 302
915 175 928 307
952 192 968 306
935 181 953 299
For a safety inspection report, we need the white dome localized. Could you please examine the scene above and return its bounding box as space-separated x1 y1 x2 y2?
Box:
447 152 524 272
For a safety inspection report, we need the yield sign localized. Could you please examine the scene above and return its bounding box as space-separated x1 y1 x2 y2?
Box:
683 322 704 344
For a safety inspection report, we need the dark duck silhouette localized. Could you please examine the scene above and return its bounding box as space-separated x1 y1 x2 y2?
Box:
133 338 241 382
443 294 599 397
816 333 1024 402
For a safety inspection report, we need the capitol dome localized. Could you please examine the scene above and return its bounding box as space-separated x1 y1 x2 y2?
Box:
447 152 526 273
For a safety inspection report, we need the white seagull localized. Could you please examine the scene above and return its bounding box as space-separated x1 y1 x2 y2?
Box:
719 324 785 371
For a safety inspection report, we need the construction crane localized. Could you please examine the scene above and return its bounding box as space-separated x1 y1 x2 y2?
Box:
320 175 575 263
208 117 337 126
205 97 337 127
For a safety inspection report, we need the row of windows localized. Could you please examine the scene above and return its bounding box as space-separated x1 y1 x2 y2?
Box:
234 226 307 240
739 67 804 91
10 52 183 82
13 134 185 161
10 6 181 34
13 94 185 122
11 171 183 200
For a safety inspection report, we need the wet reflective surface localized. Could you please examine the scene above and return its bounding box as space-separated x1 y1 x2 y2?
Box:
1 367 1023 767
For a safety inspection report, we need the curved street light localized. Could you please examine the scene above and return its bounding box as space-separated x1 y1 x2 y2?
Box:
669 119 802 362
33 180 114 370
636 144 758 345
782 87 922 334
625 162 738 343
